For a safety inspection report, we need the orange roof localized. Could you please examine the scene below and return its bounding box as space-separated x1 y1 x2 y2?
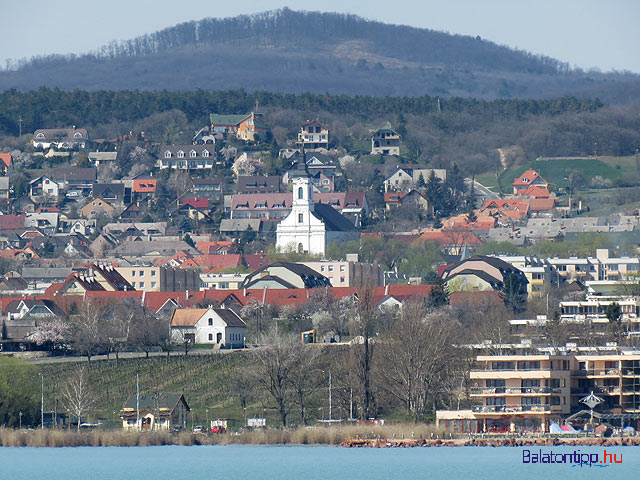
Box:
0 153 11 168
529 198 555 211
171 308 208 327
132 179 157 193
196 241 235 255
517 185 550 198
412 230 483 247
512 169 543 187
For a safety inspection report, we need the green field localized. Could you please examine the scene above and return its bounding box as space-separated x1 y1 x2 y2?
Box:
477 155 639 194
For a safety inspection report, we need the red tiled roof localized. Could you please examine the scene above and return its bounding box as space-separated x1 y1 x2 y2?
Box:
196 241 235 255
243 254 267 271
181 198 209 209
0 153 11 168
132 179 157 193
413 230 483 247
512 169 544 187
516 185 550 198
193 254 244 270
0 215 25 230
528 198 556 212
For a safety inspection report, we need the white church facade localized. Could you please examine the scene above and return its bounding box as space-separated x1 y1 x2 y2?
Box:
276 170 359 256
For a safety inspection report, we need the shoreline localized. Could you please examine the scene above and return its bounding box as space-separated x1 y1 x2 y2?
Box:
1 427 639 448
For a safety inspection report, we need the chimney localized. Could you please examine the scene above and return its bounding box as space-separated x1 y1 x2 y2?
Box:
141 290 146 306
384 284 389 296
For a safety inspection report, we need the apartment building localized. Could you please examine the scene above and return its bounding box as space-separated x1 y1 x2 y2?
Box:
548 249 640 282
496 255 560 297
301 256 384 287
117 265 200 292
437 351 640 433
199 273 248 290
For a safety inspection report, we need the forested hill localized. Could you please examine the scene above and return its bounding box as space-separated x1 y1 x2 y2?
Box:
1 8 638 102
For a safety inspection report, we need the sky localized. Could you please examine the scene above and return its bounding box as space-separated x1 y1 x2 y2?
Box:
2 0 639 73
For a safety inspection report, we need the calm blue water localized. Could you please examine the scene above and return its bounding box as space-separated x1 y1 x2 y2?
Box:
0 445 637 479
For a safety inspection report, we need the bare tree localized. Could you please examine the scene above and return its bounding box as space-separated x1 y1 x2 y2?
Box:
377 306 458 421
349 287 377 420
109 299 138 365
68 300 108 363
290 345 323 425
129 308 168 358
251 331 306 427
61 367 97 431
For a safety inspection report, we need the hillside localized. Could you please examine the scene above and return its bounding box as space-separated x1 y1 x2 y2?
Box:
1 9 639 102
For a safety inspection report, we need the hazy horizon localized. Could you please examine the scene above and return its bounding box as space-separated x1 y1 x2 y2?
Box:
2 1 639 74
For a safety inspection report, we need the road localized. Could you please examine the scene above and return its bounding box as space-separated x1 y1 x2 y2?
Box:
21 348 239 364
465 178 499 202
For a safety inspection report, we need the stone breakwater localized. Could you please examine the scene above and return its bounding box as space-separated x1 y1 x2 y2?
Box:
340 437 640 448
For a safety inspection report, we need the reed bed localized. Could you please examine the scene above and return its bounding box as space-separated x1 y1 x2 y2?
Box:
0 424 441 447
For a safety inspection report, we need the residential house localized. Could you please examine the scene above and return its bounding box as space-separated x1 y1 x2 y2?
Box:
3 299 67 342
0 153 11 174
441 255 529 296
11 196 36 214
512 169 548 195
297 120 329 150
93 183 127 207
209 112 268 141
383 167 447 192
384 190 430 212
80 198 115 218
88 151 117 167
156 145 214 170
191 177 223 200
56 264 135 295
21 267 72 291
371 128 400 156
170 307 246 347
103 222 167 238
24 212 59 235
282 152 337 186
32 127 89 150
120 394 189 431
241 262 332 289
199 273 248 290
132 177 157 204
111 240 199 259
29 175 59 200
52 167 97 191
192 126 217 145
236 176 282 194
0 177 10 201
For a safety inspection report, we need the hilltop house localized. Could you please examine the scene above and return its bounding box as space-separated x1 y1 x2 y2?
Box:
371 128 401 156
209 112 268 141
156 145 214 170
383 167 446 192
32 127 89 150
297 120 329 150
512 169 548 195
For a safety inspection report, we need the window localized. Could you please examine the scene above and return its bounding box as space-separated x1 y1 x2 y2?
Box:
208 319 213 326
202 150 209 157
486 379 505 393
190 150 197 158
298 187 304 200
340 276 345 283
139 270 144 276
298 213 303 223
549 397 561 406
36 133 45 139
132 271 136 277
151 271 156 276
521 379 540 392
208 333 213 341
492 361 515 370
74 132 83 138
486 397 506 406
517 361 540 370
340 265 345 272
164 150 171 158
151 282 156 288
139 282 144 288
328 266 333 272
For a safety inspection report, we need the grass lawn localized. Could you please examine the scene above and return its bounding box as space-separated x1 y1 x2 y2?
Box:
489 155 638 194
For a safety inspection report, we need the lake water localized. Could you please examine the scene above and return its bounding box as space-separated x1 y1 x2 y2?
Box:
1 445 637 479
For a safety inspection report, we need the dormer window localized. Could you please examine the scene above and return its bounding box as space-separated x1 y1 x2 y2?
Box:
73 132 83 138
190 150 197 158
36 133 45 139
164 150 171 158
177 150 184 158
202 150 209 157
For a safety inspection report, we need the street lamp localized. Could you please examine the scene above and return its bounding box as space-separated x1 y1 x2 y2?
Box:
580 391 603 428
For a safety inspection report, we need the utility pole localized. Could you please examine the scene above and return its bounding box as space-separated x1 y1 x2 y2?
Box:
18 116 23 137
328 371 332 421
136 373 140 431
40 373 44 429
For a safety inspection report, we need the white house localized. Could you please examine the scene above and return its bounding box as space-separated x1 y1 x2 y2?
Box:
276 164 358 256
170 307 246 348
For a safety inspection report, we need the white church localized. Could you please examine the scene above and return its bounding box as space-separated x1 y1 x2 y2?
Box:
276 163 359 256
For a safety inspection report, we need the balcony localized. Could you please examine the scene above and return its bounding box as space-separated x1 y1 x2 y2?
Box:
470 387 561 396
573 369 620 377
471 405 560 414
571 386 620 395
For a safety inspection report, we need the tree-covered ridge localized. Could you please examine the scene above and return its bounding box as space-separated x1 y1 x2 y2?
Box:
8 9 567 75
0 88 603 137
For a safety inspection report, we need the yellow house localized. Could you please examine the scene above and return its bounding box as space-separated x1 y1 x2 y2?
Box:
80 198 115 219
120 393 190 431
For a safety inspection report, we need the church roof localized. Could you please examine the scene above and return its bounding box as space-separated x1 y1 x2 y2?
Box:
313 203 356 232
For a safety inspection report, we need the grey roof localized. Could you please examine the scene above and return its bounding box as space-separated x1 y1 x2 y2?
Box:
243 262 331 289
93 183 125 198
112 240 199 256
313 203 356 232
214 308 246 328
88 152 117 161
21 267 73 279
52 167 97 182
236 176 282 193
220 219 262 232
122 393 189 412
